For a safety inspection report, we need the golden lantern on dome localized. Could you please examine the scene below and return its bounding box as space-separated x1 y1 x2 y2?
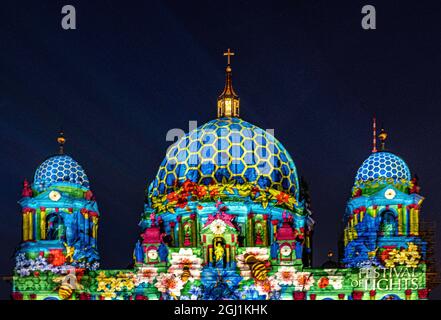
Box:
217 48 240 118
378 127 388 151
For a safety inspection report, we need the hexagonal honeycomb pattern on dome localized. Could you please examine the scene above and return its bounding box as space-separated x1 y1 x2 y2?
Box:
34 155 90 188
355 151 411 182
149 117 299 198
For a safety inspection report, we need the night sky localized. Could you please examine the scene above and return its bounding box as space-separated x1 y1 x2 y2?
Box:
1 0 441 299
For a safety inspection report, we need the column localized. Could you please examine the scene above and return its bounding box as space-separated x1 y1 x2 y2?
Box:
40 207 46 240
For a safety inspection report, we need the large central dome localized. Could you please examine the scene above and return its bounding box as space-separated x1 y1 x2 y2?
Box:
148 117 299 199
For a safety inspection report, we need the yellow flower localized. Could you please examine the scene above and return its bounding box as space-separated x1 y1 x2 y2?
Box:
219 181 235 195
101 291 116 299
385 259 396 268
97 280 108 292
96 271 107 282
237 184 252 197
255 193 269 209
406 259 419 268
396 252 408 265
124 280 135 291
407 242 418 252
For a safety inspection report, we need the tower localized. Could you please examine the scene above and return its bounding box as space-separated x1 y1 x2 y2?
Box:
341 121 426 270
15 132 101 275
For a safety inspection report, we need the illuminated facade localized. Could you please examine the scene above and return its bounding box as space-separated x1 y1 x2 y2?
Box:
12 51 431 300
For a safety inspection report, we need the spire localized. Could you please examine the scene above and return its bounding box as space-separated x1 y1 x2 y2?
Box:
378 126 388 151
57 130 66 154
217 48 240 118
372 117 377 153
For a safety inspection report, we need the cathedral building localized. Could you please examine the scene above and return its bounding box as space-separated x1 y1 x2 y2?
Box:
12 51 430 300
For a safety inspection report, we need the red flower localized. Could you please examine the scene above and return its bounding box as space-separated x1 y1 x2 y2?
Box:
209 188 219 198
276 192 289 204
176 197 188 209
182 180 196 193
380 249 391 262
193 185 207 198
48 249 65 266
251 186 260 196
167 192 178 202
318 277 329 289
75 268 85 281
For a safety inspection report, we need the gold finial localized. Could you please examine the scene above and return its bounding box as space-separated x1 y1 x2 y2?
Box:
378 127 388 151
57 130 66 154
217 49 240 118
327 250 334 258
372 117 377 153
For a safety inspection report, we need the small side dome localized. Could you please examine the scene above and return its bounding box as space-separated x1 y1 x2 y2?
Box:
355 151 411 182
34 154 90 188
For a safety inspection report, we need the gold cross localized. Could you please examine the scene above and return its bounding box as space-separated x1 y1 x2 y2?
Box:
223 48 235 65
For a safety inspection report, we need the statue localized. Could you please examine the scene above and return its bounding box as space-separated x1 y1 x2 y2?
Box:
295 242 303 260
214 242 225 262
183 223 192 246
21 179 33 198
134 240 144 263
255 222 263 245
158 242 168 263
270 241 279 260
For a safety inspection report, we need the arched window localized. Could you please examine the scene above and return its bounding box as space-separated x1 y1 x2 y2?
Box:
46 213 65 241
381 294 402 300
379 211 397 236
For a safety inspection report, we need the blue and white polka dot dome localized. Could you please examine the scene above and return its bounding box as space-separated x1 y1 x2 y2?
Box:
355 151 411 182
34 155 90 188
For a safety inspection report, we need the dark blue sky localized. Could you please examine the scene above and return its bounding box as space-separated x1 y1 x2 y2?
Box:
1 0 440 299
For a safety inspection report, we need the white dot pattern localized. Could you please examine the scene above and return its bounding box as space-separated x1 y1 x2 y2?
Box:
355 152 411 182
34 155 90 188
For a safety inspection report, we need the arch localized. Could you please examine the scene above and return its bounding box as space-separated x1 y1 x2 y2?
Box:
46 212 65 241
379 210 397 237
381 294 402 300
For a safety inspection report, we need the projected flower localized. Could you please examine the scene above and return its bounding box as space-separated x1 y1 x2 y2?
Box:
168 248 203 282
155 273 184 297
292 272 314 291
275 266 297 286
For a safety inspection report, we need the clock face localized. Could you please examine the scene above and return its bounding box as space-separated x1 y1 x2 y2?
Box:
280 245 292 257
384 189 396 200
49 190 61 202
147 249 158 260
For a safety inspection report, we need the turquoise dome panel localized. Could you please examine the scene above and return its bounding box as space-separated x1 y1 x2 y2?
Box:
150 117 299 198
34 155 90 188
355 151 411 182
